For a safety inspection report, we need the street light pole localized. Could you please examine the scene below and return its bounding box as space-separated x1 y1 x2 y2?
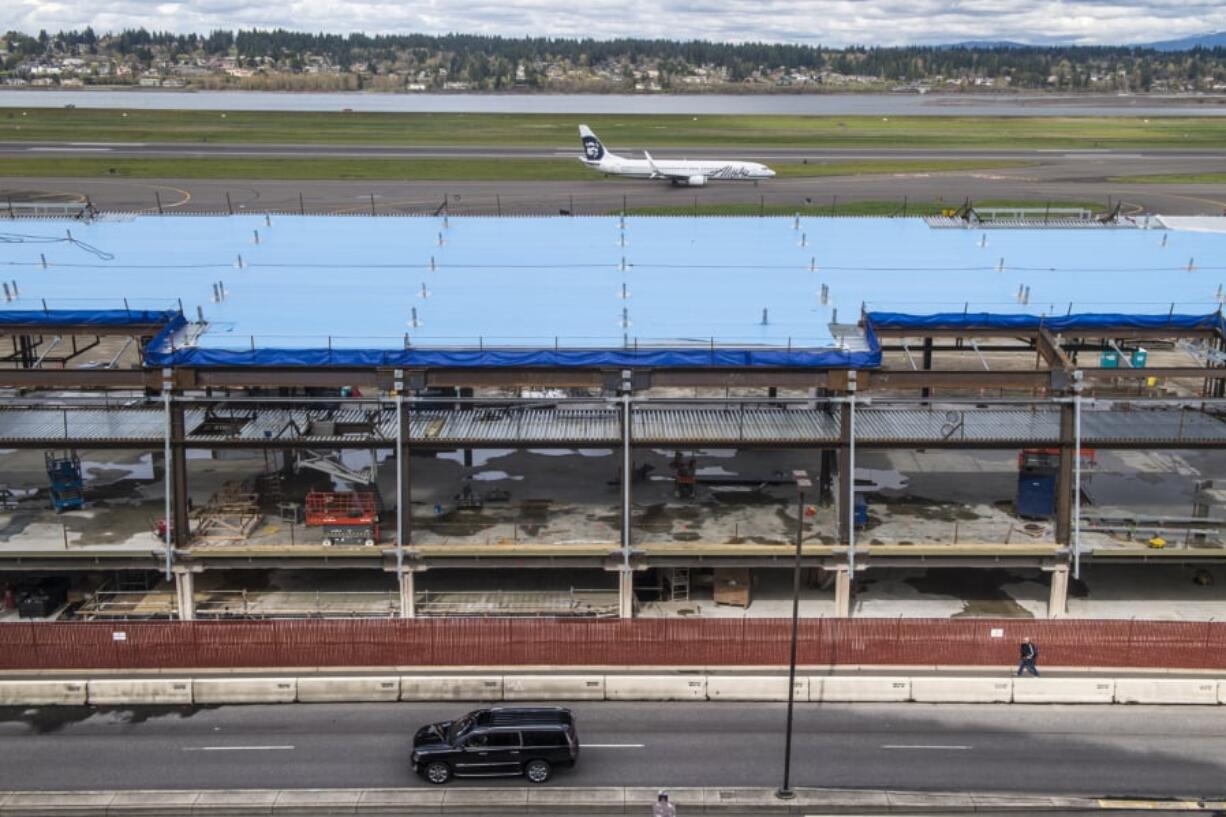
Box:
777 470 810 800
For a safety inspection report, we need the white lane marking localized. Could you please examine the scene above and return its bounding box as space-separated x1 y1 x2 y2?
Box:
881 744 971 750
68 142 147 147
28 147 112 152
582 743 645 749
182 745 295 752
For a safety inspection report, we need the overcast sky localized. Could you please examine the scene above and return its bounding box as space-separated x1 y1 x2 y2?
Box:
4 0 1224 47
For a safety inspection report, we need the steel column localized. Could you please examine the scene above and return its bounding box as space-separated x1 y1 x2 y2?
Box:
1073 374 1084 579
847 380 857 578
1055 402 1074 547
169 404 190 549
620 373 633 618
396 393 409 584
920 337 934 400
818 449 834 504
161 385 173 579
836 405 852 548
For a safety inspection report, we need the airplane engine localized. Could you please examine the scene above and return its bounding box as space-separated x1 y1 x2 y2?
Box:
686 175 707 187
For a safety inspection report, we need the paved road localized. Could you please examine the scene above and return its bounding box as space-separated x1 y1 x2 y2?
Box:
5 141 1226 161
1 142 1224 215
0 702 1224 796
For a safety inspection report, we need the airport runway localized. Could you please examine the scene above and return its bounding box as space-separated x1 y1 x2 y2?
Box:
4 141 1226 161
1 702 1224 796
1 142 1224 215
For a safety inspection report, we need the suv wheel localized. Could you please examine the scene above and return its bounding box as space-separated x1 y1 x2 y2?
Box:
424 761 452 784
525 759 552 784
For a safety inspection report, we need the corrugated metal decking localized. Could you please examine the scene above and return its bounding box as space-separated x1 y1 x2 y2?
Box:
0 404 1223 446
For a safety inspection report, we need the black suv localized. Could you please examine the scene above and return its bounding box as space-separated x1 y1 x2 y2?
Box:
411 706 579 784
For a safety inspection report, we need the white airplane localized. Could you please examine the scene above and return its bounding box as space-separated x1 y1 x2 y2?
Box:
578 124 775 186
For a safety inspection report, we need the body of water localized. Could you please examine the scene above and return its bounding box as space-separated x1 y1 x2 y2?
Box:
2 88 1226 116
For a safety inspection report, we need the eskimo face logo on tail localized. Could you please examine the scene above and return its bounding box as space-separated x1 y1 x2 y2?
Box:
582 136 604 161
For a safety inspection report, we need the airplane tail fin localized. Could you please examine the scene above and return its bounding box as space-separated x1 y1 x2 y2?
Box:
579 124 611 162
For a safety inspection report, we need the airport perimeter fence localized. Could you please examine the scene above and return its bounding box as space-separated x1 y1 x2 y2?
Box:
8 192 1110 219
2 618 1225 671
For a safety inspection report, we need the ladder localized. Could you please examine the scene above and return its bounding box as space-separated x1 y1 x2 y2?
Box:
664 568 691 602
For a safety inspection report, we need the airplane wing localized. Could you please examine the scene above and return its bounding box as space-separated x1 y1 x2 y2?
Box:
643 150 700 181
642 150 665 179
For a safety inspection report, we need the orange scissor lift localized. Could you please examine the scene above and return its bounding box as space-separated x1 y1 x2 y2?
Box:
304 490 381 546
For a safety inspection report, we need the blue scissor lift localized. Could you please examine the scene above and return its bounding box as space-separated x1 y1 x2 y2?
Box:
45 451 85 513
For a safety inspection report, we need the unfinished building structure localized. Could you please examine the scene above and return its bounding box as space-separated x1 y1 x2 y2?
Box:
2 212 1226 621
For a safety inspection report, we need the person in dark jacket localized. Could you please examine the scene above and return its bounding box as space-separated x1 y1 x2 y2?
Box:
1017 637 1039 677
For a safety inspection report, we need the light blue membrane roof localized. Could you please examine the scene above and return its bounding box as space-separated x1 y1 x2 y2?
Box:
1 214 1225 359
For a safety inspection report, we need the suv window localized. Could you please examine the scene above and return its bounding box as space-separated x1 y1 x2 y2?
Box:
523 730 563 748
484 731 522 748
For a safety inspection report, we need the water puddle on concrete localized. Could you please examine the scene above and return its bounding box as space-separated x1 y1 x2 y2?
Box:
471 471 524 481
437 449 513 467
80 453 154 484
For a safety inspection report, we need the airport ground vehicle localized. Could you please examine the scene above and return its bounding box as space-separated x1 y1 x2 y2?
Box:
411 707 579 784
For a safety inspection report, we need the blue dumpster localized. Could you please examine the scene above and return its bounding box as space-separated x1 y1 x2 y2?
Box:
1016 472 1057 519
854 493 869 528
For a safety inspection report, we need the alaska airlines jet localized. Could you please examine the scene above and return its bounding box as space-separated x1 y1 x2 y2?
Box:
578 125 775 186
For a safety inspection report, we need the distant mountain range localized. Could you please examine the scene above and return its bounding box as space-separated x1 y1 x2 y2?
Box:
1144 31 1226 51
943 31 1226 51
942 40 1031 49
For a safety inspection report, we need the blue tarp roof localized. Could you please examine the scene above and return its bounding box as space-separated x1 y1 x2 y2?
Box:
1 214 1224 368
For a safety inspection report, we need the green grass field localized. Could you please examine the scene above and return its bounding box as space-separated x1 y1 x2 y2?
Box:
1107 173 1226 184
0 156 1033 181
773 159 1033 178
2 107 1225 149
0 156 590 181
624 199 1106 217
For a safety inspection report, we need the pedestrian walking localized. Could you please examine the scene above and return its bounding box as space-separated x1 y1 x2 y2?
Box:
653 790 677 817
1017 637 1039 677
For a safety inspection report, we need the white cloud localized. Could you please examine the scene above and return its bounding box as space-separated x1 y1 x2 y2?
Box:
4 0 1225 47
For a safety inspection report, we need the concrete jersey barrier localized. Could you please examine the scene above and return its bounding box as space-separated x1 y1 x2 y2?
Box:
911 677 1012 704
1011 678 1115 704
86 679 192 706
1 673 1224 707
192 677 297 704
706 675 808 702
502 674 606 701
1114 678 1219 705
0 786 1118 815
0 680 86 706
399 675 502 701
815 676 911 702
297 676 399 703
604 675 707 701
